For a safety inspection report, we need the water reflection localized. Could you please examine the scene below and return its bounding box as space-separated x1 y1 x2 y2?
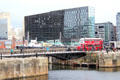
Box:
49 64 97 71
99 67 120 72
49 64 77 70
5 75 48 80
49 64 120 72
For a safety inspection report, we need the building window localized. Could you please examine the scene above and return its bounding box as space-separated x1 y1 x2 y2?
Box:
99 26 104 28
95 32 98 34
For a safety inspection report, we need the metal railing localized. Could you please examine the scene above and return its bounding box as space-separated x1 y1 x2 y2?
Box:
0 51 86 59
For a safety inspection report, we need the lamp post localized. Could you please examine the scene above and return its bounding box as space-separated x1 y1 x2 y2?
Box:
22 36 25 54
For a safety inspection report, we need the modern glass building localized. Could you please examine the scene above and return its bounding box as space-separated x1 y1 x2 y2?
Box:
0 12 10 40
116 13 120 41
64 6 95 39
25 6 95 42
95 22 114 44
25 11 64 41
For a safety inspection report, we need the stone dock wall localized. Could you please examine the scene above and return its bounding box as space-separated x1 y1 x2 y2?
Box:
0 57 48 80
98 51 120 68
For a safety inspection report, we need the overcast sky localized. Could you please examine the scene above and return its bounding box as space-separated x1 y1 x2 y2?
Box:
0 0 120 27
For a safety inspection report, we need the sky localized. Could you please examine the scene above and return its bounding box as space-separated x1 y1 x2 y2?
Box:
0 0 120 28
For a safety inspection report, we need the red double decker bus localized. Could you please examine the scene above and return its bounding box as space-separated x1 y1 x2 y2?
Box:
77 38 103 51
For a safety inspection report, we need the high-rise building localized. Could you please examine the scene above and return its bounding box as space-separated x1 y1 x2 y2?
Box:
116 13 120 41
25 6 95 42
95 22 114 44
25 11 64 41
113 26 117 41
64 6 95 39
0 12 11 40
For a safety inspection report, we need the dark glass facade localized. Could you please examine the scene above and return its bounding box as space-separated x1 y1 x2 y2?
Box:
25 6 95 42
25 11 64 41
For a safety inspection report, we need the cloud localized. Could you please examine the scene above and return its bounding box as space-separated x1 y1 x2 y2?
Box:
0 0 120 26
